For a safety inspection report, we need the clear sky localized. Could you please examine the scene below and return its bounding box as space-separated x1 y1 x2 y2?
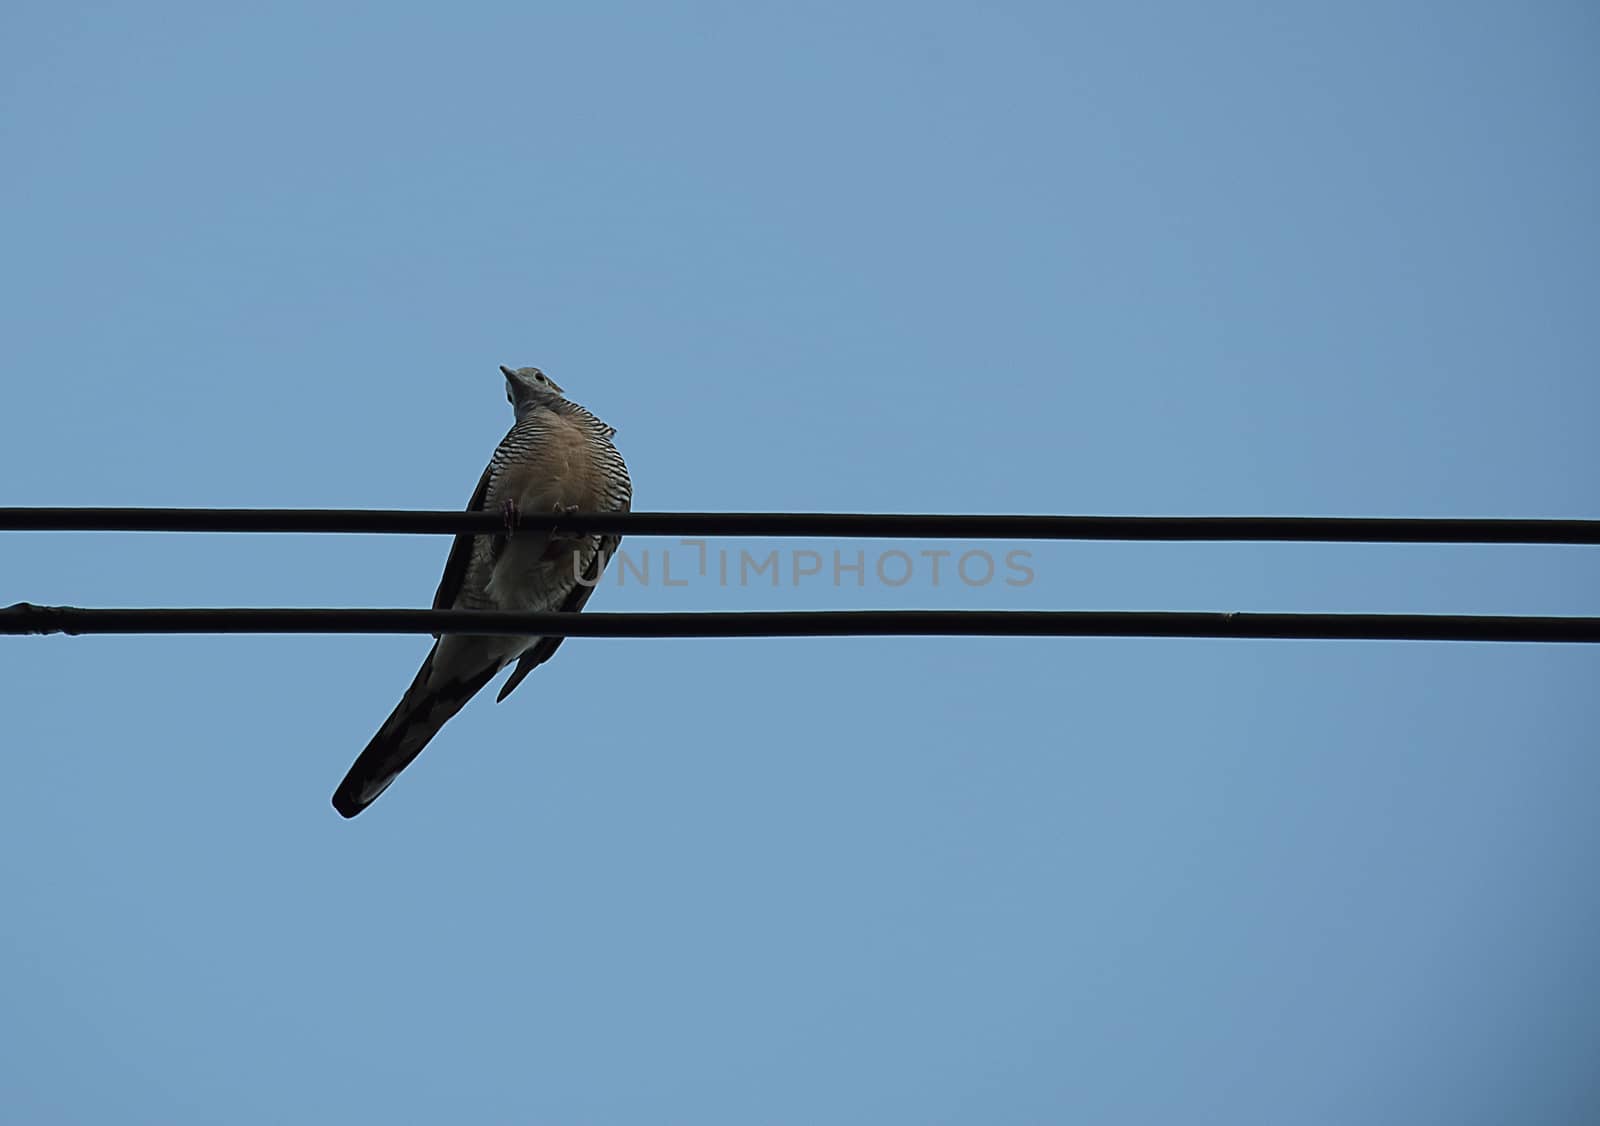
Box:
3 2 1596 1122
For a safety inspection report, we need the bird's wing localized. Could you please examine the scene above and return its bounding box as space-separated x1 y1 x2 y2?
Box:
431 460 491 619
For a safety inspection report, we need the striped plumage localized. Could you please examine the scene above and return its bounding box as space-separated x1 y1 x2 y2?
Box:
331 364 631 818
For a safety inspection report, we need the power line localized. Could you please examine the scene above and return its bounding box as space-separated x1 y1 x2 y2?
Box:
2 507 1598 544
5 604 1597 644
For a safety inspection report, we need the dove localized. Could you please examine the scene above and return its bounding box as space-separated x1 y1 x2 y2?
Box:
331 364 631 817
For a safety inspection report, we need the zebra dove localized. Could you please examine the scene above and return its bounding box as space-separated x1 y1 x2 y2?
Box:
331 364 631 818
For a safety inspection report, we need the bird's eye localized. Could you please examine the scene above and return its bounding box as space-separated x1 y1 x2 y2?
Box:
535 373 546 383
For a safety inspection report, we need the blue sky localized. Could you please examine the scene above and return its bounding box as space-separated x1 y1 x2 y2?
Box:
2 2 1596 1122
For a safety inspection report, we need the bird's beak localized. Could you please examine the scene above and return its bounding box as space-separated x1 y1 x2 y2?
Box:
499 364 515 378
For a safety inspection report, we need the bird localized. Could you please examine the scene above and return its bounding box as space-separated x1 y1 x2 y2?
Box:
331 363 632 818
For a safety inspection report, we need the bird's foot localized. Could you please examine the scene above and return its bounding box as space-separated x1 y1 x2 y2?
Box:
550 503 584 541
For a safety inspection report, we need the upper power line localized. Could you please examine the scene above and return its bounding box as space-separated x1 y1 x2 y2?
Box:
3 507 1598 544
7 605 1599 644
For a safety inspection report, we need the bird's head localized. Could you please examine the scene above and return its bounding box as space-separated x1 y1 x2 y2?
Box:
501 364 565 411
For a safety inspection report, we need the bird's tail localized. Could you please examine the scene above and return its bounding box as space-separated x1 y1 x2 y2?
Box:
332 642 500 818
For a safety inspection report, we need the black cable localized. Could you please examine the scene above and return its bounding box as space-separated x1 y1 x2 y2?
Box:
1 507 1598 543
6 604 1597 643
